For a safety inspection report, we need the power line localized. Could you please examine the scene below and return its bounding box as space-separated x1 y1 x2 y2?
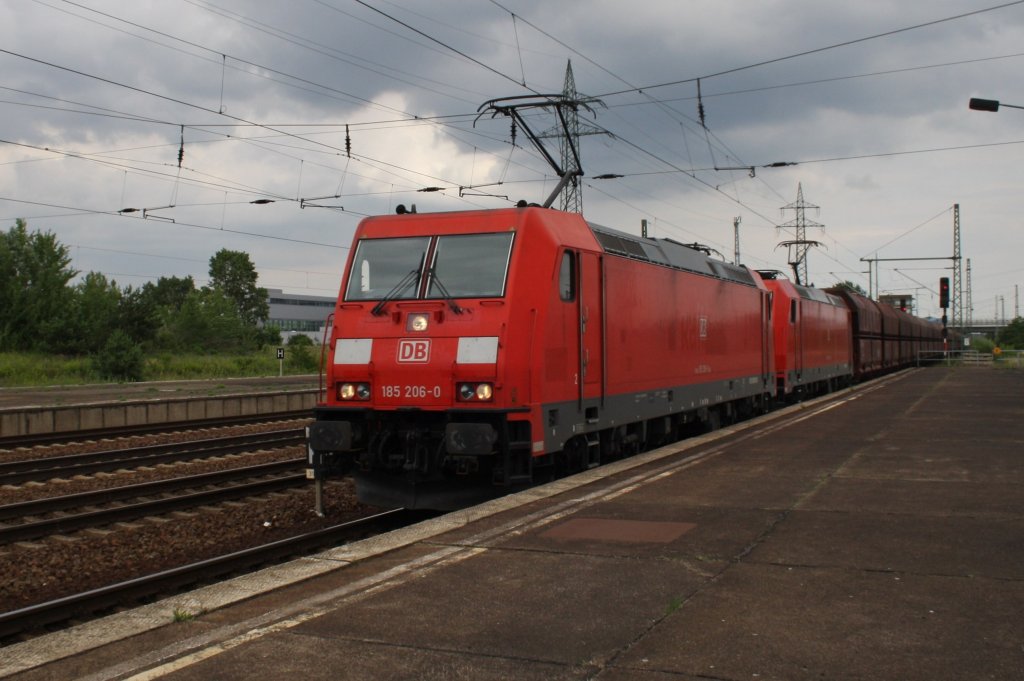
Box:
486 0 792 207
49 0 477 113
560 138 1024 178
865 206 952 256
0 194 354 248
354 0 539 94
175 0 487 102
610 51 1024 108
595 0 1024 98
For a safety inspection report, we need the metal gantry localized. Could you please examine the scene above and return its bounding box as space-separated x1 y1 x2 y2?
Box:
951 203 963 330
478 80 603 210
859 203 965 331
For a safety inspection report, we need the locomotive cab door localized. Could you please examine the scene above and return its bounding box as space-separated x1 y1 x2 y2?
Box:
792 298 803 383
578 252 605 412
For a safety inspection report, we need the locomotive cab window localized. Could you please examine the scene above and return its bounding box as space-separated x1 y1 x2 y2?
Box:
345 236 430 301
559 251 575 302
345 232 513 302
427 232 514 298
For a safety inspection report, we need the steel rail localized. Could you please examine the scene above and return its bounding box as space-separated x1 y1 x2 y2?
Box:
0 467 307 544
0 458 305 522
0 429 305 485
0 508 417 641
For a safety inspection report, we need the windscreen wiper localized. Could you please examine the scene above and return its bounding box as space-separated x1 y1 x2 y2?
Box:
371 268 421 316
428 269 464 314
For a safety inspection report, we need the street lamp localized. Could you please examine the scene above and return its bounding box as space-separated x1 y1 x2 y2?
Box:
969 97 1024 112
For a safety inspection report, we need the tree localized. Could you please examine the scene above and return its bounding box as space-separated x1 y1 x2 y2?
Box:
118 284 159 347
141 275 195 313
60 272 122 354
157 288 258 353
131 276 196 348
997 317 1024 349
0 219 77 351
832 280 867 295
208 249 268 326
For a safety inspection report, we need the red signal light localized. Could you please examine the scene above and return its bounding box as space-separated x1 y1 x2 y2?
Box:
939 277 950 309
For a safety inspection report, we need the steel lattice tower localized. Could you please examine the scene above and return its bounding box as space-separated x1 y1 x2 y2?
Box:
952 204 963 330
779 183 824 285
534 61 604 212
559 61 583 213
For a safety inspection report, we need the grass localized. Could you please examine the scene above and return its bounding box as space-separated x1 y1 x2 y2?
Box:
172 606 207 622
0 350 319 387
172 607 196 623
0 352 97 386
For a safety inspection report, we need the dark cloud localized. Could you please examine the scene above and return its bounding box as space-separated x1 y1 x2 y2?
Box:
2 0 1022 315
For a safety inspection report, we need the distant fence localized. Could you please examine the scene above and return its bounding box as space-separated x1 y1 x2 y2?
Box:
917 349 1024 367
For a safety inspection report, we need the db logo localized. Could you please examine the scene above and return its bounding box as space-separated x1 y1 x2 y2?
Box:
397 339 431 363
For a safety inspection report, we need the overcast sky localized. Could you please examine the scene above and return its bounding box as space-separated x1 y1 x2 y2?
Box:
2 0 1023 320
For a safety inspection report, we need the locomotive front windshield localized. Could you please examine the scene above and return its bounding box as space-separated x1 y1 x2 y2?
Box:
345 236 429 301
345 232 514 301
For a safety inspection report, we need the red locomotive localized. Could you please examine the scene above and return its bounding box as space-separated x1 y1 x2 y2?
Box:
307 205 945 510
308 206 775 509
758 271 853 399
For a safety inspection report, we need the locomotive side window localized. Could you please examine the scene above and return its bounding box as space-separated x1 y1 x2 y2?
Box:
427 232 514 298
789 299 798 323
559 251 575 302
345 236 430 301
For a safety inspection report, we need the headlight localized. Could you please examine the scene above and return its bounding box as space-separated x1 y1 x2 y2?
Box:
338 382 371 401
457 382 493 402
407 313 429 332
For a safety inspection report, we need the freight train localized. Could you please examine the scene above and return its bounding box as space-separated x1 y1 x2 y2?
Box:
306 205 945 510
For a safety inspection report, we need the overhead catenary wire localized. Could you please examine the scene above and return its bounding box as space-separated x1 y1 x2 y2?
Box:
5 1 1019 300
592 0 1024 98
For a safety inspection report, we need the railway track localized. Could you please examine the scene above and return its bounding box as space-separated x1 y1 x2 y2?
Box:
0 508 421 641
0 428 305 485
0 421 386 643
0 459 306 544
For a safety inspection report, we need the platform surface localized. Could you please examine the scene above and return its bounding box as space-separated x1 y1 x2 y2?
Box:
3 366 1023 680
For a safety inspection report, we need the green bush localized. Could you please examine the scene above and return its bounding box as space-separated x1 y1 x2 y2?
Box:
287 333 314 348
969 336 995 354
93 330 145 382
286 343 319 373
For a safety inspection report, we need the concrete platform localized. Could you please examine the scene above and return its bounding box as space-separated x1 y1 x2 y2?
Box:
0 376 318 438
2 366 1022 680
